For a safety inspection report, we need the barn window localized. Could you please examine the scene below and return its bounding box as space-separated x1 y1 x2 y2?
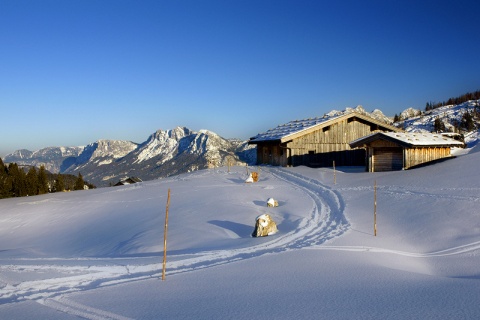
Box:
323 126 330 132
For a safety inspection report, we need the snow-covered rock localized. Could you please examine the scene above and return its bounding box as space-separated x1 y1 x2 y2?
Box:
267 198 278 207
400 107 422 120
252 213 278 237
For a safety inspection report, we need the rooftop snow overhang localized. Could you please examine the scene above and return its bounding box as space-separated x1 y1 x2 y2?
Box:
349 132 465 149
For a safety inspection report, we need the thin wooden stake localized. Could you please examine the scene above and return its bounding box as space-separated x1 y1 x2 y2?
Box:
374 180 377 236
333 160 336 185
162 188 171 280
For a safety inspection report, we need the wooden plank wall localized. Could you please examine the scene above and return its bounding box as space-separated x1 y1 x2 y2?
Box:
257 145 288 166
287 118 374 156
404 147 452 169
366 144 453 171
372 147 403 171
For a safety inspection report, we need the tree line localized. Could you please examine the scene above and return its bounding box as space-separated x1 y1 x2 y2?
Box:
425 90 480 111
0 157 95 199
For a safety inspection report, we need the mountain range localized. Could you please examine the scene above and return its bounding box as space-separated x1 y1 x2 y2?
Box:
4 102 479 187
5 127 256 187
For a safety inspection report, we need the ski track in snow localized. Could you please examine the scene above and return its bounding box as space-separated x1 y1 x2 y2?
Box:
1 167 479 319
307 240 480 257
40 296 134 320
337 185 480 202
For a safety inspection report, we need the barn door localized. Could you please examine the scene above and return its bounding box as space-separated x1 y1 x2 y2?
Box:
373 147 403 171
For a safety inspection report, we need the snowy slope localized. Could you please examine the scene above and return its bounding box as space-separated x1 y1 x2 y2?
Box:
1 143 479 319
399 100 479 137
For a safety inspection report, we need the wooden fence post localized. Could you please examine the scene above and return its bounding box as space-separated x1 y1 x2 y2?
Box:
162 188 171 280
374 180 377 236
333 160 336 185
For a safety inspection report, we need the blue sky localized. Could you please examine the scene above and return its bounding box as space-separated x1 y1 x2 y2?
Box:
1 0 480 157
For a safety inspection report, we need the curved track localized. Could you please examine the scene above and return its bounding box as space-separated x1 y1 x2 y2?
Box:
2 167 479 319
0 168 348 309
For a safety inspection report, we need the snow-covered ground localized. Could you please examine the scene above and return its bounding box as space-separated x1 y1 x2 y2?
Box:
1 142 480 319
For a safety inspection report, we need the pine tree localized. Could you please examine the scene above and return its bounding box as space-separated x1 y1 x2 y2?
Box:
434 117 445 132
0 158 9 198
54 175 65 192
462 111 475 131
37 166 49 194
26 167 38 196
74 173 85 190
3 175 13 198
8 163 27 197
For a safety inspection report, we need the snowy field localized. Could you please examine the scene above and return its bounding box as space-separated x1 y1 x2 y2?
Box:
1 145 480 319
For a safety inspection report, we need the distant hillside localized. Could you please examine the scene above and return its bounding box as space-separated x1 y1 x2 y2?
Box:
5 147 84 173
394 99 480 146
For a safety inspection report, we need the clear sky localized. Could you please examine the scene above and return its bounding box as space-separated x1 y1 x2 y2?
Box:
1 0 480 157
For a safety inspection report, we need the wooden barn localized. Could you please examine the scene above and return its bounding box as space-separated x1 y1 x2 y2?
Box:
349 132 464 172
248 112 401 167
114 177 143 186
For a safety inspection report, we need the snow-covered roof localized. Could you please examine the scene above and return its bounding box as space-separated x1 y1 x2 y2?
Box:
249 116 336 142
350 132 465 148
249 112 399 144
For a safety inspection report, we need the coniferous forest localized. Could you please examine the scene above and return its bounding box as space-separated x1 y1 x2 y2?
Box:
0 157 95 199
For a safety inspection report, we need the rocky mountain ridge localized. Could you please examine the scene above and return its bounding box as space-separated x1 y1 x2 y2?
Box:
5 146 85 173
5 127 255 187
325 105 393 124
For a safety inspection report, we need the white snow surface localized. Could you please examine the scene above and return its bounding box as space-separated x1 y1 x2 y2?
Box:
1 145 480 319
